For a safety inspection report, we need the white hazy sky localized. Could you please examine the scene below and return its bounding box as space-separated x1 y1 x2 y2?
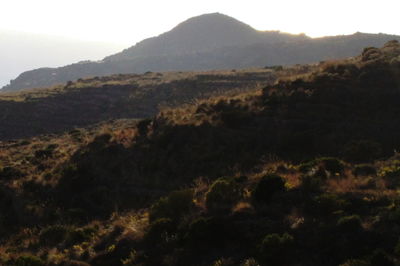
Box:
1 0 399 46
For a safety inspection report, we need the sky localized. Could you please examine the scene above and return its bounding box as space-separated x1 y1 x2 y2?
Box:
1 0 399 46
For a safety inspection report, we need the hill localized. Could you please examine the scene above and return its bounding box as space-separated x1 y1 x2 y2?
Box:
0 67 292 140
0 30 124 88
2 13 399 92
0 41 399 265
103 13 308 61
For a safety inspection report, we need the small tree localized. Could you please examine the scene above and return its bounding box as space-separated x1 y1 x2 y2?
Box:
149 189 194 222
252 174 286 204
258 233 294 265
205 178 241 213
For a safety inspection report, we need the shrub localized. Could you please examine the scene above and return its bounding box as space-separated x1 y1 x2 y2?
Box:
19 140 31 146
353 164 377 176
136 118 152 136
12 255 45 266
63 261 90 266
394 238 400 256
65 227 97 246
265 65 283 71
149 189 194 222
298 157 344 175
307 193 348 216
65 208 87 224
87 134 112 150
379 166 400 189
0 166 23 179
212 258 234 266
337 215 363 233
299 175 323 193
185 217 212 245
145 218 176 244
258 233 294 265
252 174 286 204
68 129 83 141
185 217 229 247
361 47 381 61
370 249 394 266
298 160 317 173
241 258 260 266
319 157 345 174
34 144 58 159
205 178 241 213
39 225 69 246
339 259 370 266
358 177 376 190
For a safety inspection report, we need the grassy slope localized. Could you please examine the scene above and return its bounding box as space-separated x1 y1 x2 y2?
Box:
0 68 290 140
0 41 400 265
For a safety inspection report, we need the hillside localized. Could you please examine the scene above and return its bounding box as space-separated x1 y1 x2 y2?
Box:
0 68 292 140
2 13 399 92
0 41 399 265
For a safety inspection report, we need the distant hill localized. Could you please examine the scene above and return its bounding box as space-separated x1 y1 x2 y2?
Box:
2 13 400 92
104 13 309 61
0 30 124 88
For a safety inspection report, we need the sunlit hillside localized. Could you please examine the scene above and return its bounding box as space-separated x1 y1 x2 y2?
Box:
0 41 399 265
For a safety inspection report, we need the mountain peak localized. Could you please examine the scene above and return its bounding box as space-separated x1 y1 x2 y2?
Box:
104 13 263 62
171 12 254 32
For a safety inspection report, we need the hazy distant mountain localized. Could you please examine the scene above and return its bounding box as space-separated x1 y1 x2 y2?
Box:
2 13 400 92
0 30 124 88
104 13 309 61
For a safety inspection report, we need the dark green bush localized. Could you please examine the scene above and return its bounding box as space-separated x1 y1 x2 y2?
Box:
65 208 87 224
34 144 58 159
240 258 260 266
258 233 294 265
319 157 345 174
299 175 323 193
145 218 176 244
298 160 317 173
337 215 363 233
12 255 45 266
307 193 348 216
339 259 370 266
380 166 400 189
137 118 152 136
353 164 377 176
65 227 97 246
185 217 232 247
0 166 23 179
394 238 400 256
370 249 394 266
252 174 286 204
39 225 69 246
149 189 194 222
298 157 344 175
265 65 283 71
205 178 241 213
